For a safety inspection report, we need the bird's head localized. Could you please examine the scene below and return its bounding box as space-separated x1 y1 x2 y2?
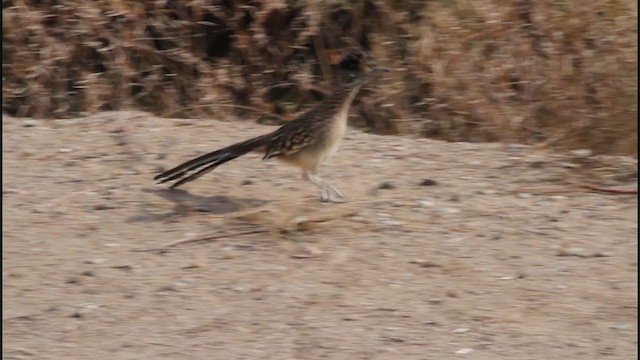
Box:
337 48 390 83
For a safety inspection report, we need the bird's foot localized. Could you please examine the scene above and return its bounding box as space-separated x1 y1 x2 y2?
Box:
320 185 347 203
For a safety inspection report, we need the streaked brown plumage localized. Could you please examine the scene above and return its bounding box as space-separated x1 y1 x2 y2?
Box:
154 50 389 202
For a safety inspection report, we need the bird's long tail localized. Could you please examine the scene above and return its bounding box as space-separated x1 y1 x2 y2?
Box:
154 134 270 188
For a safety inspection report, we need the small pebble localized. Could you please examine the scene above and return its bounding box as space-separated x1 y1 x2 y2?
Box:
21 149 38 157
419 179 438 186
84 258 107 265
66 277 81 284
290 245 323 259
608 323 632 331
174 280 191 288
560 162 580 169
70 311 83 319
22 119 41 127
428 298 443 305
557 247 586 257
418 197 436 207
455 348 473 355
446 290 459 298
557 248 611 258
81 270 96 277
112 265 133 272
452 328 470 333
594 252 613 258
478 189 497 195
550 195 567 200
241 179 254 185
380 219 404 226
70 304 98 319
157 285 178 292
437 207 460 214
383 336 405 343
93 204 117 210
571 149 593 158
379 181 396 190
409 259 441 268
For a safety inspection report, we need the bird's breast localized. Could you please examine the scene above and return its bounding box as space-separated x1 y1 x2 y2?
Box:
323 108 349 158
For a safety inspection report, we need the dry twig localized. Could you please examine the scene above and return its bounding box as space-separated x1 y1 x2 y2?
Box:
133 228 270 253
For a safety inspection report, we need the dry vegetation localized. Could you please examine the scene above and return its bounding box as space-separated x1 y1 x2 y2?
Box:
2 0 637 156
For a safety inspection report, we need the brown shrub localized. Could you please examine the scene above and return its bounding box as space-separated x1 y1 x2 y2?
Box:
2 0 637 156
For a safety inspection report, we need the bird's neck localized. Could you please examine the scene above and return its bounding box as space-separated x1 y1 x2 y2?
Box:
333 80 366 113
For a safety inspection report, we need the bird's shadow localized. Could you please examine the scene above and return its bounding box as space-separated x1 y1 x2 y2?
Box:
128 187 268 223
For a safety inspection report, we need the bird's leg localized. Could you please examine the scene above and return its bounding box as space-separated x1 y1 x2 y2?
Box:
302 170 346 203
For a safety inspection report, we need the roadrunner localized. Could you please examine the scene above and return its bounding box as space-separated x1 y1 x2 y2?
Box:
154 50 389 202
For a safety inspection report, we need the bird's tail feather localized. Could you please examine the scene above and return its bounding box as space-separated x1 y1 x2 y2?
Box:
154 134 270 188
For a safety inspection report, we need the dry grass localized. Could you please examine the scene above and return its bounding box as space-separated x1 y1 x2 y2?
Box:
2 0 637 156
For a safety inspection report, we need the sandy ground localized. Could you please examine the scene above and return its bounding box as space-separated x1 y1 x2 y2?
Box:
2 111 637 360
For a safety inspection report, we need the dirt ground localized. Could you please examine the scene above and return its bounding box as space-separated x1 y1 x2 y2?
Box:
2 111 637 360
